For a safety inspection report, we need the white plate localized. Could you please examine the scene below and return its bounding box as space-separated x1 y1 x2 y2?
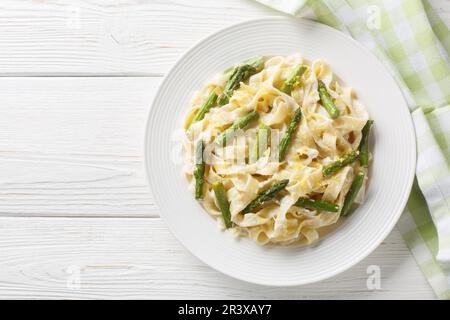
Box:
145 17 416 286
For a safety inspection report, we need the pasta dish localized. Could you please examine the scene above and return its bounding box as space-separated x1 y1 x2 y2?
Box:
182 54 373 245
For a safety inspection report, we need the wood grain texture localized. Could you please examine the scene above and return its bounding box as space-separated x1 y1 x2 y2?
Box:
0 0 273 75
0 217 435 299
0 0 447 76
0 77 158 217
0 0 447 299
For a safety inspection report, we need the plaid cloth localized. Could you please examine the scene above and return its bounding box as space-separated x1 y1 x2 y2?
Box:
255 0 450 299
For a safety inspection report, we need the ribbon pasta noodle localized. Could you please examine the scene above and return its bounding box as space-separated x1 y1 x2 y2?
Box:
183 54 372 245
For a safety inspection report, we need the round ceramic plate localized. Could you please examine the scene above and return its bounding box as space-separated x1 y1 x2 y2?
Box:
145 17 416 286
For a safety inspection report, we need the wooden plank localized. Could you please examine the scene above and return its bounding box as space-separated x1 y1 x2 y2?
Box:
0 77 158 217
0 0 274 75
0 217 435 299
0 0 447 76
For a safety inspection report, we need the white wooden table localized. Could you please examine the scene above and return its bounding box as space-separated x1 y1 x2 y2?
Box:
0 0 448 300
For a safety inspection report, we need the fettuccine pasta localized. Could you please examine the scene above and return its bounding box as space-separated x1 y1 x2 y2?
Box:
183 54 372 245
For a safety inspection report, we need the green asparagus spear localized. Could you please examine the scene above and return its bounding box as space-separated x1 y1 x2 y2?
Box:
216 111 259 145
249 124 271 163
281 65 307 94
278 108 302 162
341 170 365 216
243 179 289 214
212 182 232 228
322 150 359 177
222 56 265 78
295 197 339 212
219 63 261 106
244 56 265 71
318 80 340 119
194 140 205 200
192 91 218 123
359 120 374 167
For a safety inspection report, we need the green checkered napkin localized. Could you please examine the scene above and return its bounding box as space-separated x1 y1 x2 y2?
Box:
255 0 450 299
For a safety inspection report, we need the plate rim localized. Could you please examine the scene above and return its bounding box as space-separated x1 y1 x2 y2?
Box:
144 16 417 286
